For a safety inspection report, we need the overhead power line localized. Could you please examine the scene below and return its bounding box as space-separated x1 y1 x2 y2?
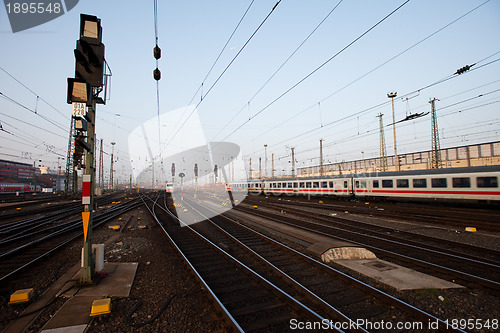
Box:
220 0 411 142
0 66 69 120
247 52 500 154
164 1 282 149
241 1 494 147
167 0 257 147
211 0 344 142
0 92 67 132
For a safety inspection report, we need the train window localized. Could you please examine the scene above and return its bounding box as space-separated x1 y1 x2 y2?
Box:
294 182 298 188
382 179 393 188
321 181 328 188
300 182 305 188
329 181 333 188
477 176 498 188
343 181 348 188
306 182 312 188
431 178 447 188
288 183 292 188
277 183 281 188
373 180 379 188
360 181 366 188
355 181 360 188
397 179 409 188
313 182 319 188
413 179 427 188
282 183 287 188
452 177 471 188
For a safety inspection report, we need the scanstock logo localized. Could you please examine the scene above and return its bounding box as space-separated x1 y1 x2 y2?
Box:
3 0 79 33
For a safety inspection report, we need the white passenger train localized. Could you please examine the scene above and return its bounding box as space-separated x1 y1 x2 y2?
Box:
229 166 500 202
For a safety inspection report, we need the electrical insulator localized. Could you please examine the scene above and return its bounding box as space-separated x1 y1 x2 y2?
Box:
154 45 161 60
455 64 473 75
153 68 161 81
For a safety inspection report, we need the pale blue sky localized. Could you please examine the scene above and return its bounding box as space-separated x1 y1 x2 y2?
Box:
1 0 499 182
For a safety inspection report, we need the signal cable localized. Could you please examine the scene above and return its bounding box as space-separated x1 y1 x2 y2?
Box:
220 0 411 143
164 1 282 149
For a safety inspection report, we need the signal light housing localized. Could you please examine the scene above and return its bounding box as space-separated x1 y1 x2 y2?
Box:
75 40 105 87
67 78 91 105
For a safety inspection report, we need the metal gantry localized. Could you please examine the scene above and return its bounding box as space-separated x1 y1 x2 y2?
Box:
429 98 441 169
377 113 388 172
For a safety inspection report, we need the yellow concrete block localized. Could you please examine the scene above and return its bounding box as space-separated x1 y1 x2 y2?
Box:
319 201 323 204
16 208 21 210
108 225 120 231
465 227 477 232
90 298 111 316
9 288 34 304
253 205 258 209
138 225 147 229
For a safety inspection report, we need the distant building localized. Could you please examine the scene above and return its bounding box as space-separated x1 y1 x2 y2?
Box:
297 140 500 177
0 159 35 183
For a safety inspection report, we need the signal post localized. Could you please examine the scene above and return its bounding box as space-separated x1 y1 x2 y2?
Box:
67 14 105 285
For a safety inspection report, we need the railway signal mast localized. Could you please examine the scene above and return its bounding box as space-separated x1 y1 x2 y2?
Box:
67 14 106 285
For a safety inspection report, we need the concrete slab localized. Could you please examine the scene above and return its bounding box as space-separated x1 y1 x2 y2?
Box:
41 262 137 332
334 258 464 290
41 296 97 331
62 262 138 298
41 324 87 333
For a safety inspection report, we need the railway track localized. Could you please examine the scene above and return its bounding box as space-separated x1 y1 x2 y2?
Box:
145 193 465 332
0 194 146 283
233 198 500 295
264 196 500 232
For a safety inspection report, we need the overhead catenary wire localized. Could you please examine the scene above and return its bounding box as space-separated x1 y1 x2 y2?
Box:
245 52 500 157
164 1 282 149
0 66 69 121
0 93 68 133
240 1 494 149
210 0 344 142
153 0 161 161
220 0 411 143
167 0 257 142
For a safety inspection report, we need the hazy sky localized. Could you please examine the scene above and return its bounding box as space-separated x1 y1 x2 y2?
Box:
1 0 499 182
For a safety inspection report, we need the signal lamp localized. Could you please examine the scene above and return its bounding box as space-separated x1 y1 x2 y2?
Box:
79 14 102 44
67 78 91 105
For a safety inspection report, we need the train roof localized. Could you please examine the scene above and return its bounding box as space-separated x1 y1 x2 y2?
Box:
232 165 500 183
352 165 500 178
